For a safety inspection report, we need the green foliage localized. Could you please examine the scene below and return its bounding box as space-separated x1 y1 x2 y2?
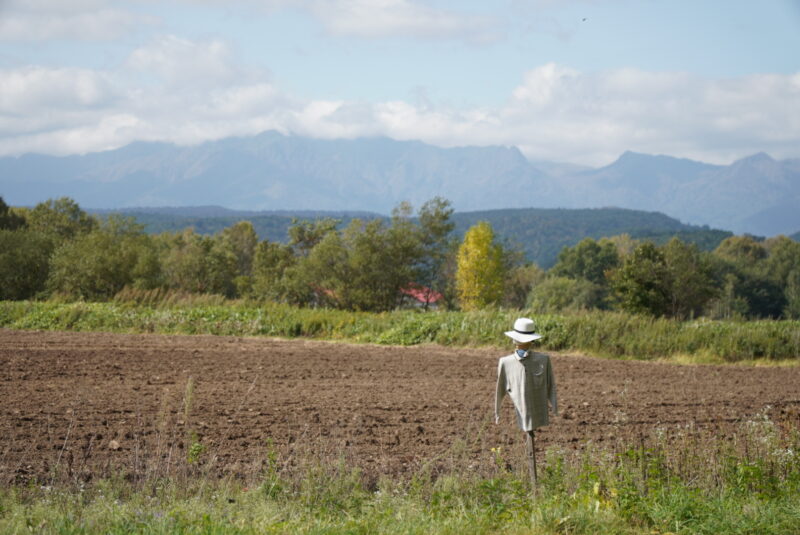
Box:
609 239 718 319
27 197 97 241
219 220 258 276
288 217 340 256
0 229 54 300
158 229 238 297
528 277 605 313
503 263 545 309
46 216 161 300
3 301 799 362
0 196 25 230
251 239 297 302
611 242 671 316
416 197 456 305
456 221 505 310
186 434 206 464
1 416 798 534
4 196 798 321
551 237 619 285
662 238 718 319
452 207 731 268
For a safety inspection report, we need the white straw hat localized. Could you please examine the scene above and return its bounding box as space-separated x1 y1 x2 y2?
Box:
504 317 542 343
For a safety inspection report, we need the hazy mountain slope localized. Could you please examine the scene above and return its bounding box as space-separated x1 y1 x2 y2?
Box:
1 132 546 214
2 131 798 235
555 151 800 234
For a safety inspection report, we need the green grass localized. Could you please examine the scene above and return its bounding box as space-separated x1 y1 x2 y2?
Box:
1 300 799 362
2 416 799 534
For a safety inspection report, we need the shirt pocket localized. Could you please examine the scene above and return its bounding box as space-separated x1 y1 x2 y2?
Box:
526 361 545 386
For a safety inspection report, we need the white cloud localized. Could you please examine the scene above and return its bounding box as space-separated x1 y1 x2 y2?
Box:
171 0 501 43
0 52 798 166
0 67 116 113
0 0 155 41
125 35 248 88
306 0 501 43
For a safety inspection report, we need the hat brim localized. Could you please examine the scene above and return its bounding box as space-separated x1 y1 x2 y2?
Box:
504 331 543 343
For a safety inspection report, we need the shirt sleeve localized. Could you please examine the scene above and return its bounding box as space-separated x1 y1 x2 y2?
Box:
495 359 506 421
547 355 558 415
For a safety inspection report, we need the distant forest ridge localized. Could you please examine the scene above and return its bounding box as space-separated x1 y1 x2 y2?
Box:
95 205 734 268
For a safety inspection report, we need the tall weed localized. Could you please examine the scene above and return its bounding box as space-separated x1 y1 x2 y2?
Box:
1 300 799 362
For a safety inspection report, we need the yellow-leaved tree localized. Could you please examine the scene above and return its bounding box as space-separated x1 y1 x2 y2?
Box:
456 221 505 310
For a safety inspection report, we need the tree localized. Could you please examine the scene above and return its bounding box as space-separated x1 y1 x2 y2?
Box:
288 217 340 257
528 276 604 313
251 240 296 302
416 197 455 307
784 269 800 319
504 264 546 309
46 216 161 300
159 229 237 297
714 235 767 267
0 229 53 299
284 204 427 312
551 238 619 285
709 235 787 318
294 230 351 308
456 221 505 310
0 197 25 230
27 197 96 240
662 238 718 319
763 236 800 285
220 221 258 276
611 242 670 316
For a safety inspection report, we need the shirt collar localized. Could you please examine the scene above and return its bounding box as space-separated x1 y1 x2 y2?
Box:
515 349 530 360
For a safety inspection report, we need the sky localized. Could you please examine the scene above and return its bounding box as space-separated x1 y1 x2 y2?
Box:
0 0 799 166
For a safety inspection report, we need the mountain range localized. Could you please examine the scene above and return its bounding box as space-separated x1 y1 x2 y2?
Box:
1 130 798 236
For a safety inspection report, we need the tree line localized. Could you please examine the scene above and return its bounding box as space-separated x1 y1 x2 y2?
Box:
1 196 798 319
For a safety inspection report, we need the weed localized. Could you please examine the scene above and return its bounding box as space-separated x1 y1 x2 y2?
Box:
3 300 799 362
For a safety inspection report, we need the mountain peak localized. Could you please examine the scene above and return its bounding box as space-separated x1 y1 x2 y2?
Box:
735 152 774 164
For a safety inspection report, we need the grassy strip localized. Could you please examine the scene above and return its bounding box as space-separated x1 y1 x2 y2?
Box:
3 417 799 534
1 300 799 362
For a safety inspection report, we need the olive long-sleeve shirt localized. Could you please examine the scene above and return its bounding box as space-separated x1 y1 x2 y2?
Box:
495 351 557 431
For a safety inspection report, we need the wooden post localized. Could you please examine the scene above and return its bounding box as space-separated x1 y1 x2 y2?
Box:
526 430 538 486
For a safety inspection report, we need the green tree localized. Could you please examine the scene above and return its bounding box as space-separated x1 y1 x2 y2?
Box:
455 221 505 310
504 263 546 309
251 240 297 302
288 217 340 257
611 242 670 316
46 216 161 300
0 197 25 230
551 237 620 285
416 197 455 307
27 197 96 240
714 235 766 267
220 221 258 276
709 235 787 318
528 276 604 313
0 229 53 299
285 204 426 311
784 269 800 319
662 238 717 319
294 230 350 308
160 229 237 297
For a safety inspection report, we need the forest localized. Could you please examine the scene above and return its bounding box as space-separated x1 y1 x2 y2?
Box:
1 195 799 320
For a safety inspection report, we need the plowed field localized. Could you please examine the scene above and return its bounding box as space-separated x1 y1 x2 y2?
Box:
2 329 799 484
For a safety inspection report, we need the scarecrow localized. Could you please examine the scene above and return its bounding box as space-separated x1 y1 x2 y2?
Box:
494 317 557 484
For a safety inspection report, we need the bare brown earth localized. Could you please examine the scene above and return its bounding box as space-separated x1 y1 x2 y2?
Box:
2 328 799 485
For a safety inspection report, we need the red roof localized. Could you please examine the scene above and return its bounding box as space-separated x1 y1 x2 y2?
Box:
401 283 443 304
